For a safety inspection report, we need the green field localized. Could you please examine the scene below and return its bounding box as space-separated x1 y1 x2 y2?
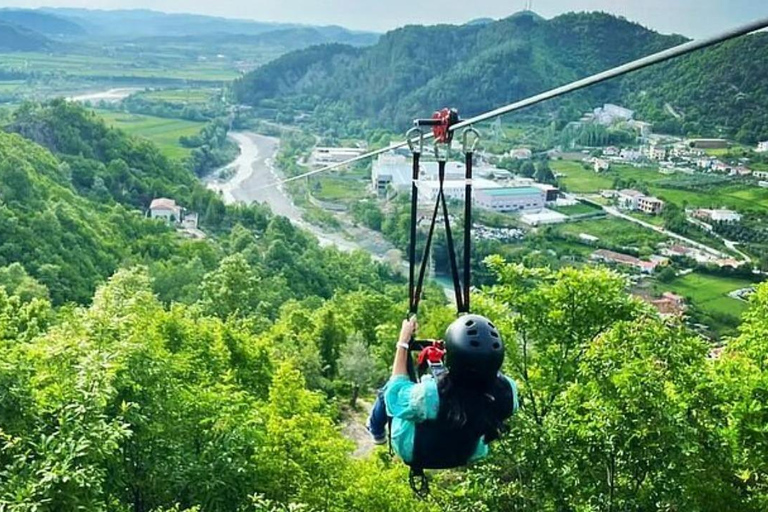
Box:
556 217 668 250
0 52 239 81
551 202 603 216
553 159 768 212
141 88 219 104
95 110 205 159
313 177 368 202
657 272 755 333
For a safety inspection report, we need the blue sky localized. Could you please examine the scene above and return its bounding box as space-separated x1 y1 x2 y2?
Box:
5 0 768 37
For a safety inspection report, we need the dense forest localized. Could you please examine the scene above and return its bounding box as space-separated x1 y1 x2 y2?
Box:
0 99 768 510
233 11 768 142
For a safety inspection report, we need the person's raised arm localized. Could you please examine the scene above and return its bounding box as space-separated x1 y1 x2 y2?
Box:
392 317 417 377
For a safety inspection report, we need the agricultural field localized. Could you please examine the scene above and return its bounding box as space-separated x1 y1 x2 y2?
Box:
0 52 240 82
553 159 768 212
555 217 668 251
655 272 755 335
94 110 205 159
312 176 369 202
140 88 220 104
550 202 603 216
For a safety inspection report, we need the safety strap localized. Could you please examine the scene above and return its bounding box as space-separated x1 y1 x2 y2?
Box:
410 158 465 314
462 149 473 312
409 467 430 499
408 149 420 314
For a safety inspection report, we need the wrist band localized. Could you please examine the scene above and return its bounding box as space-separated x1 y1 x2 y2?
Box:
397 342 410 351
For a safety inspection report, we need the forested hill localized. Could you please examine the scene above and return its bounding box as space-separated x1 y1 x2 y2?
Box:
0 21 50 51
233 11 768 141
0 9 85 36
0 101 391 307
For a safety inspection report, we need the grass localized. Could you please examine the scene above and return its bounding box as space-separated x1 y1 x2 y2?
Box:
94 110 205 159
0 52 239 81
141 88 219 104
313 177 368 202
551 202 602 216
660 273 752 315
556 217 668 250
552 159 768 213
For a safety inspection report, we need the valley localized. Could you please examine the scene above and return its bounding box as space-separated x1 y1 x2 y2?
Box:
1 5 768 511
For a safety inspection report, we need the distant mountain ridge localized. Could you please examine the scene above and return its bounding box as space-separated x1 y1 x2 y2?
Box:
233 10 768 141
0 9 85 36
234 11 686 128
0 21 50 51
38 7 378 45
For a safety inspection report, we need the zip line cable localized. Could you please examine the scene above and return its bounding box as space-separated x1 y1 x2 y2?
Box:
251 16 768 192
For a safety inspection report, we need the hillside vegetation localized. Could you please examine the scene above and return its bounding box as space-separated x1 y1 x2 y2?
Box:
0 21 50 51
234 11 768 141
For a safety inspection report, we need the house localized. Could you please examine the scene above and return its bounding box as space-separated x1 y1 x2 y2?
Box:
592 157 610 172
182 212 199 230
593 104 634 125
757 141 768 153
474 186 546 213
617 189 644 210
650 292 687 316
711 160 731 173
760 181 768 188
591 249 661 274
579 233 599 243
637 196 665 215
603 146 619 157
644 144 667 161
509 148 532 160
730 166 752 177
150 198 183 223
753 170 768 179
619 148 643 162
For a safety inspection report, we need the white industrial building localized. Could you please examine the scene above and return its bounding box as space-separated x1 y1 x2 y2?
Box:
474 186 546 213
520 209 568 226
313 147 366 164
694 209 742 223
416 178 500 204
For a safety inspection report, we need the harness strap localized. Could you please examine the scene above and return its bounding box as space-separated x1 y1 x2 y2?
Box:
408 149 420 313
462 149 473 312
411 170 442 315
438 159 465 313
409 467 430 499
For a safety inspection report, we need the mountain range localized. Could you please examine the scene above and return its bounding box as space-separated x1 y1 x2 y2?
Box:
0 8 379 52
233 11 768 142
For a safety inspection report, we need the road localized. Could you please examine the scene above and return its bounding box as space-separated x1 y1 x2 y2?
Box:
206 132 395 256
599 203 743 261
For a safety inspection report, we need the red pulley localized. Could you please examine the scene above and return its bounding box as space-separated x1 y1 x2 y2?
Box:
431 108 459 144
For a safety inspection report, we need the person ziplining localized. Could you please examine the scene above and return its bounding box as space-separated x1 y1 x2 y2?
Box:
366 110 520 497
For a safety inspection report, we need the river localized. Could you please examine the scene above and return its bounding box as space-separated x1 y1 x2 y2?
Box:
206 131 394 256
67 88 142 103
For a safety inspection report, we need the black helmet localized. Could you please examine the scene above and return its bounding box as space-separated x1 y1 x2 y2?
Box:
444 314 504 385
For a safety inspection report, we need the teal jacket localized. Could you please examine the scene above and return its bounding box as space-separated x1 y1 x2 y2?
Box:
383 374 519 465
